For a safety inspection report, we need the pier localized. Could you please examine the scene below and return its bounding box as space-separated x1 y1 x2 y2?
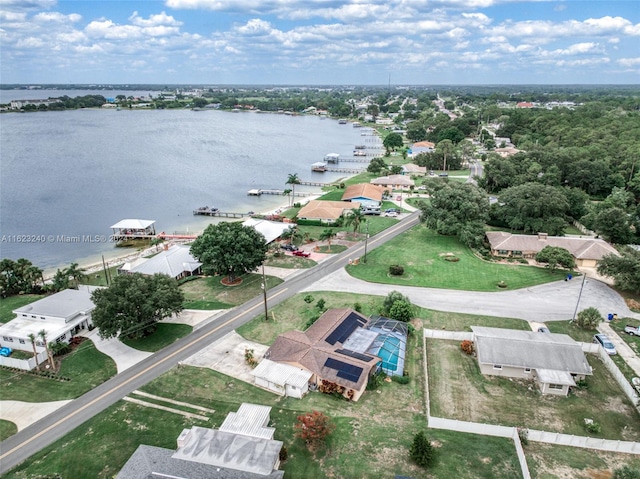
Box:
247 189 313 197
325 167 366 173
193 208 253 218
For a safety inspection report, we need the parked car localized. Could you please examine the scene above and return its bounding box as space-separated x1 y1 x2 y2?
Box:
280 243 297 251
0 347 12 357
292 250 311 257
624 324 640 336
418 185 427 190
384 211 399 217
537 327 550 333
593 334 616 355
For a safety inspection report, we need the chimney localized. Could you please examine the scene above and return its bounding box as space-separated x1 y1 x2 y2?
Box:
538 232 548 240
177 428 192 448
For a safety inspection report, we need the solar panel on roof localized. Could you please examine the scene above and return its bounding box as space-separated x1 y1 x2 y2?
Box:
335 349 375 362
325 312 367 345
324 358 364 383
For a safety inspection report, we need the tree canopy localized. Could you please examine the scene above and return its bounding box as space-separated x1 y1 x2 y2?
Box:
419 182 489 248
383 132 403 154
91 273 184 340
491 182 570 236
190 222 269 282
0 258 43 297
535 246 575 272
597 247 640 293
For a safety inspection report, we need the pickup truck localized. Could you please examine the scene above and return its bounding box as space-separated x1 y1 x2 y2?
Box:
624 325 640 336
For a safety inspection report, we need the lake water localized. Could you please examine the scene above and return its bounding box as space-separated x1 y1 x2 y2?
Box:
0 105 379 272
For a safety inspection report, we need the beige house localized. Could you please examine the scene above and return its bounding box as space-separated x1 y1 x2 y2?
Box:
341 183 387 208
371 174 415 189
264 309 381 401
485 231 619 267
472 326 592 396
296 200 360 224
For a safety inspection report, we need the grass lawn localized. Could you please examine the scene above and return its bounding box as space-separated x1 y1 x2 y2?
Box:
0 340 117 402
610 318 640 354
80 265 122 287
180 273 283 310
0 419 17 441
5 318 521 479
314 244 348 254
426 339 640 441
346 224 567 291
120 323 193 352
525 442 640 478
264 253 316 269
545 320 596 343
0 295 45 323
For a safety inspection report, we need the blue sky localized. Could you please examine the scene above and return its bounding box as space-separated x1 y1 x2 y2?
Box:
1 0 639 85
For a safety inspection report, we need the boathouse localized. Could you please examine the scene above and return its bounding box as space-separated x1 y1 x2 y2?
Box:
110 219 156 241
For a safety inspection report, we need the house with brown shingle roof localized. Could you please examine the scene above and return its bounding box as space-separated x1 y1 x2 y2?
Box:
485 231 619 267
341 183 387 208
296 200 360 224
264 309 381 401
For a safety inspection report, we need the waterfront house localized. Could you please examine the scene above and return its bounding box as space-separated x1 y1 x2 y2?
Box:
485 231 619 267
296 200 360 224
119 244 202 280
0 286 99 369
341 183 387 209
410 141 435 156
117 403 284 479
242 218 293 244
471 326 592 396
401 164 427 176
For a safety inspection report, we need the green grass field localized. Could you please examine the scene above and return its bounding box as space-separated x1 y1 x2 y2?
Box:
0 419 18 442
121 323 193 352
0 295 45 323
0 340 117 402
346 224 567 291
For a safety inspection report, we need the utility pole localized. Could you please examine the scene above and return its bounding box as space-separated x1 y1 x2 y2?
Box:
261 263 269 321
571 274 587 322
363 220 369 263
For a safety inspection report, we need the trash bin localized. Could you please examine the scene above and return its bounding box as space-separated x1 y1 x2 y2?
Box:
607 313 614 321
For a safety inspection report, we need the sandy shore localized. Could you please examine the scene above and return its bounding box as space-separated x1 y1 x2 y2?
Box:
64 193 325 280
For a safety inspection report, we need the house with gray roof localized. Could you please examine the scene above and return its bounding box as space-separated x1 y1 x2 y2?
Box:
471 326 592 396
117 403 284 479
120 244 201 280
485 231 619 267
0 286 98 363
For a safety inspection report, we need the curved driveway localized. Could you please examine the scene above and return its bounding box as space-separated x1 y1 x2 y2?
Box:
304 266 640 322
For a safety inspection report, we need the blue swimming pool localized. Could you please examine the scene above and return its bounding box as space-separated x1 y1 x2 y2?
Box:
377 335 401 372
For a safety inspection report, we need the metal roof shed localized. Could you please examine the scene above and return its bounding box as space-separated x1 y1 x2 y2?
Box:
251 359 312 399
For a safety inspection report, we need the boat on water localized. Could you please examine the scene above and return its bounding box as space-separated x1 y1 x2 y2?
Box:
311 162 327 172
338 119 347 124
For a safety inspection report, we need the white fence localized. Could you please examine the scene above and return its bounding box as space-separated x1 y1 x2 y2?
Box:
0 351 47 371
424 329 473 341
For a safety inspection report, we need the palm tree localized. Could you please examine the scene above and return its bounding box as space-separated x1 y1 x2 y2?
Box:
282 188 292 207
343 208 365 234
28 333 40 371
286 173 301 207
319 229 337 252
38 329 55 371
436 139 455 173
65 262 87 289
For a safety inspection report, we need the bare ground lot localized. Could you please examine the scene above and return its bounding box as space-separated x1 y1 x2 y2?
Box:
426 339 640 441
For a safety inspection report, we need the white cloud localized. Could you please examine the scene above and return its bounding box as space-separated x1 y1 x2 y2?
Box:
0 11 26 21
33 12 81 23
551 42 602 55
129 11 182 27
618 57 640 67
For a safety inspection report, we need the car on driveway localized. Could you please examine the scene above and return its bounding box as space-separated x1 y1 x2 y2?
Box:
384 211 399 217
280 243 297 251
593 334 616 355
537 327 550 333
292 250 311 257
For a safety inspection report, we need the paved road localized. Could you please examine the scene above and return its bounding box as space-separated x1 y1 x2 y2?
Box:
0 212 421 475
305 268 640 322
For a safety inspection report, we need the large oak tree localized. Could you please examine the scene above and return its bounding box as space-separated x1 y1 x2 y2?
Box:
190 222 268 283
91 273 184 340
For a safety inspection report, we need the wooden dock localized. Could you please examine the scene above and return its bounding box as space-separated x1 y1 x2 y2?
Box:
193 209 252 218
299 180 330 186
325 167 366 173
247 189 313 197
340 157 372 163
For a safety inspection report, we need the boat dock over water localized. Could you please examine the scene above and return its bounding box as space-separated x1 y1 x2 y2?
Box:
193 207 253 218
247 189 313 197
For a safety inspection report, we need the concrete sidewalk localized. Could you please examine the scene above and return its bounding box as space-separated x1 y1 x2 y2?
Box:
0 400 71 432
598 322 640 377
304 268 640 322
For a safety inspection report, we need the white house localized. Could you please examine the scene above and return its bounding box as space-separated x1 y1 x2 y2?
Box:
0 286 98 367
120 244 201 280
251 358 312 398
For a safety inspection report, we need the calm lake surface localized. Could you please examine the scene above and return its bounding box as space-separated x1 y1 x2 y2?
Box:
0 106 376 271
